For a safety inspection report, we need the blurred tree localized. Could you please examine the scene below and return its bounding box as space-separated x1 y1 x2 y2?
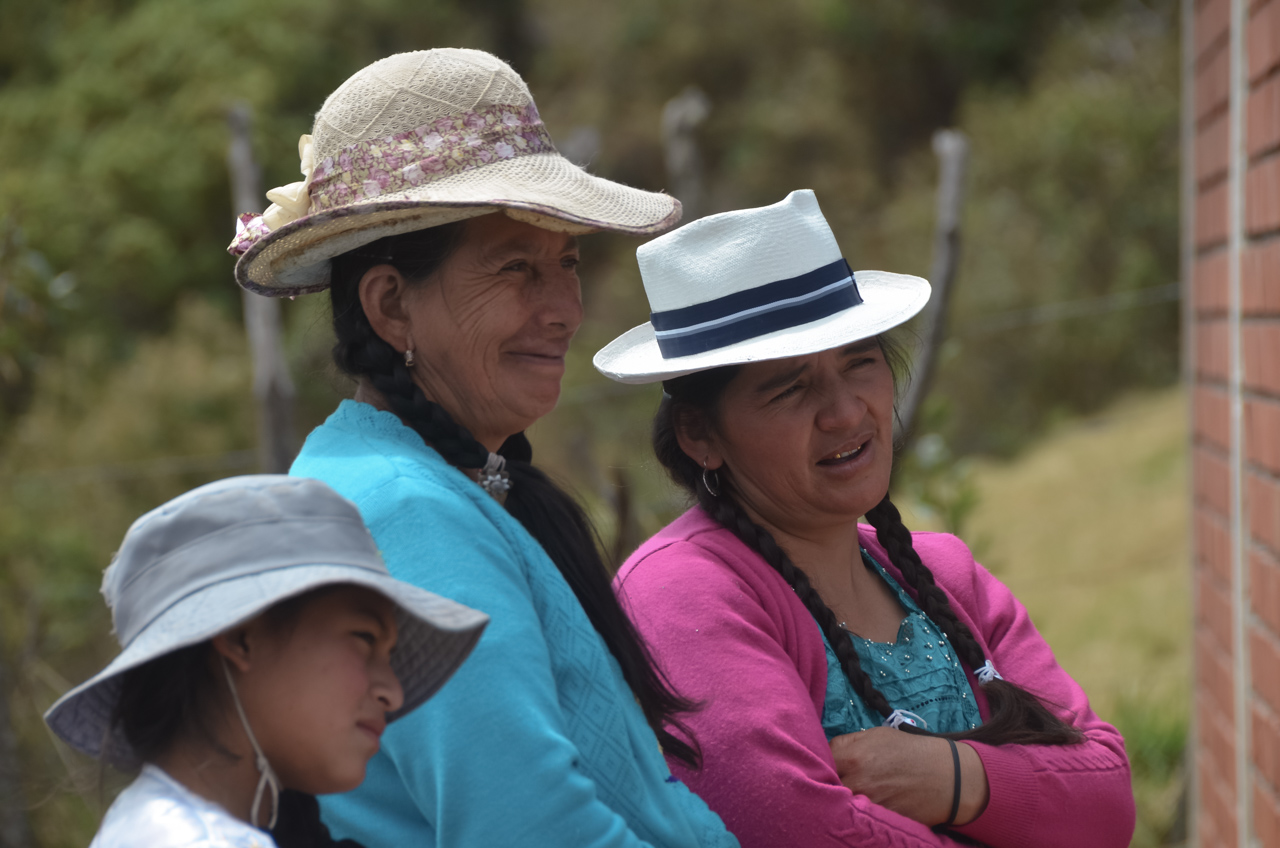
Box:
0 300 255 848
881 3 1181 454
0 0 496 434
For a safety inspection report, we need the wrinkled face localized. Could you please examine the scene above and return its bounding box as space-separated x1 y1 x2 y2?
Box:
405 213 583 448
688 340 896 538
234 587 403 796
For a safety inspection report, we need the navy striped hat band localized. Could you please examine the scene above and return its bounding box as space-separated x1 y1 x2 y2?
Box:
648 258 862 359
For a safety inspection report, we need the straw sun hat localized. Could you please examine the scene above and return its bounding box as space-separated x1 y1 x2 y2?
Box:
230 49 681 297
44 475 488 768
593 189 932 384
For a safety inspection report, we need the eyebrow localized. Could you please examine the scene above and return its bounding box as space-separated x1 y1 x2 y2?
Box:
751 340 880 394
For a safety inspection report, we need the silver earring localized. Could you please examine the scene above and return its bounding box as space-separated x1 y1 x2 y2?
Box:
701 461 721 498
404 348 415 368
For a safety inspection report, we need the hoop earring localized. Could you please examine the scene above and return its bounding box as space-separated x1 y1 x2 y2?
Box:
404 347 415 368
701 461 721 498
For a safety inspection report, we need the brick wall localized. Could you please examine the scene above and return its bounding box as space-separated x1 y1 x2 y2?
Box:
1190 1 1280 846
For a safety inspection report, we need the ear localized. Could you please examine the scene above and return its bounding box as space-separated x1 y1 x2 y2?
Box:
211 627 254 674
672 406 724 471
358 264 415 353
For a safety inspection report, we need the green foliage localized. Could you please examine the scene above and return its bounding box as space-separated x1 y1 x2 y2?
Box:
880 6 1181 454
1114 698 1189 848
0 0 484 428
0 300 254 847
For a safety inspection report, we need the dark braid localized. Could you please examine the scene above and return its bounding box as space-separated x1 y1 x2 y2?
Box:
697 483 893 718
864 496 986 671
329 222 701 767
654 340 1083 749
864 495 1083 746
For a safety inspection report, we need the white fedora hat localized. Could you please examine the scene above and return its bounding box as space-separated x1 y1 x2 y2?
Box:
45 475 488 768
593 189 931 384
230 48 681 297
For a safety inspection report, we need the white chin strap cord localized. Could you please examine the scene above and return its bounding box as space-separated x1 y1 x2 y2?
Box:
220 658 282 830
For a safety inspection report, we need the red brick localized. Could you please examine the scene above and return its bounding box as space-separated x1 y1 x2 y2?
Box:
1245 322 1280 394
1255 780 1280 848
1248 397 1280 472
1199 750 1223 846
1199 249 1232 314
1203 113 1232 184
1253 75 1280 160
1199 318 1233 380
1201 568 1237 654
1199 720 1239 846
1254 545 1280 634
1251 156 1280 236
1210 716 1240 800
1198 805 1218 848
1245 239 1280 315
1198 444 1235 515
1201 179 1232 249
1255 0 1280 84
1201 0 1232 63
1218 790 1241 848
1200 44 1233 125
1255 625 1280 711
1199 384 1234 449
1252 471 1280 553
1257 703 1280 794
1200 508 1235 583
1199 629 1238 717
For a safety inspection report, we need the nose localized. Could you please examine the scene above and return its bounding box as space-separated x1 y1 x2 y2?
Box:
374 659 406 714
535 263 584 333
814 379 868 432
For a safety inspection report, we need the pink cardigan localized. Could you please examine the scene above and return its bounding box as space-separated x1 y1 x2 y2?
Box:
615 508 1135 848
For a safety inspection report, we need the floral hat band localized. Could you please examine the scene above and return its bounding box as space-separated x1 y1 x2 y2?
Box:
229 102 554 258
230 49 682 295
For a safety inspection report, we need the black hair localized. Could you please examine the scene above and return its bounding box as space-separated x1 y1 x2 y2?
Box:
107 585 348 767
652 337 1083 748
110 642 223 767
327 221 700 766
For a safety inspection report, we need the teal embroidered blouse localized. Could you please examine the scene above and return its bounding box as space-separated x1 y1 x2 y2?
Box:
817 550 983 739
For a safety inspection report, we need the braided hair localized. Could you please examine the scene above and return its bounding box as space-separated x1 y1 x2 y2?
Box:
328 222 700 766
652 341 1082 747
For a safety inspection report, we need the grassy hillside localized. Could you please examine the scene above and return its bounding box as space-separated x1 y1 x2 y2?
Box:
905 386 1189 846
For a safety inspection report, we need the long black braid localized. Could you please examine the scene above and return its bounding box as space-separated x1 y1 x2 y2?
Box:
328 222 700 766
697 484 894 718
653 343 1082 748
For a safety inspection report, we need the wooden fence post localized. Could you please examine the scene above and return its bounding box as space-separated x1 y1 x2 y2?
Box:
897 129 969 445
662 86 711 221
226 103 296 474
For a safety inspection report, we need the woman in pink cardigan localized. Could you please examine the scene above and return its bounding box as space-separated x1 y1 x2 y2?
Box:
593 190 1136 848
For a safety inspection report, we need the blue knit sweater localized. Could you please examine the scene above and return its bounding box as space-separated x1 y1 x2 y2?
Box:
291 401 737 848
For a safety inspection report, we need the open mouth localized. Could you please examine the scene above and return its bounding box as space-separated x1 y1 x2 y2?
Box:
817 440 869 466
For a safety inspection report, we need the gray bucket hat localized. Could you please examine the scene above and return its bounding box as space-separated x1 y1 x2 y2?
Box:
44 475 488 768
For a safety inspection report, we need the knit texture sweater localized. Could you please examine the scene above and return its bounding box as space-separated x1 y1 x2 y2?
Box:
291 401 738 848
615 507 1136 848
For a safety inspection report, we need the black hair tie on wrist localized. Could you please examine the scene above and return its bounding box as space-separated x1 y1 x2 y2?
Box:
943 738 962 827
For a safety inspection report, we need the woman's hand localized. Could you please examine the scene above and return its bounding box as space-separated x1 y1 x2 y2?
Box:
829 727 990 827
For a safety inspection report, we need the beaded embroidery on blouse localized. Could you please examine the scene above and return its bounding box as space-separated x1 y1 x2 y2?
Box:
816 550 983 739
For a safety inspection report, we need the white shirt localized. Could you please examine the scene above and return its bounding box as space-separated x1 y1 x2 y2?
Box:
91 764 276 848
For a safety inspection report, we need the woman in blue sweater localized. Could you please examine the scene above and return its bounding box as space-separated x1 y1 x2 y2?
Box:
228 49 736 848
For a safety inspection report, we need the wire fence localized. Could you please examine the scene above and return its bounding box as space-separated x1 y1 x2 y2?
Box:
0 283 1182 485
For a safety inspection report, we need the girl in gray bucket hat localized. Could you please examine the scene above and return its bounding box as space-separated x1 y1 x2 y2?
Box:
44 475 488 848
